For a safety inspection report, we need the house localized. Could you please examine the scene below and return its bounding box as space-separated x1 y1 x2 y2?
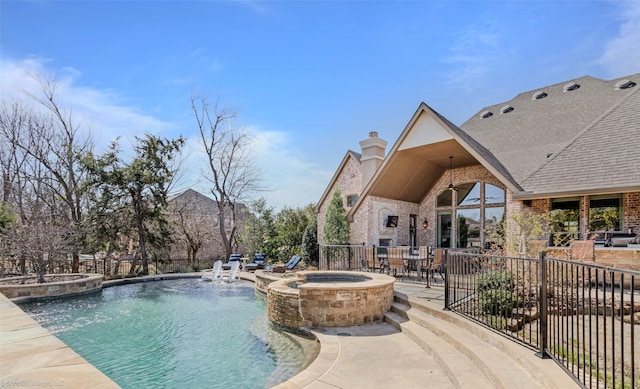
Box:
167 189 247 261
315 74 640 266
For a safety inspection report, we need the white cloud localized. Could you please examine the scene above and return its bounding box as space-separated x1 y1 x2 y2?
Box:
598 1 640 76
0 57 327 210
176 127 329 210
0 57 174 152
248 128 330 210
442 21 504 91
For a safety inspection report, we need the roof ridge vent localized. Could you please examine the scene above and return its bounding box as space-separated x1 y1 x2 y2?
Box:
480 110 493 118
615 79 636 90
500 105 514 114
532 91 548 100
563 82 580 92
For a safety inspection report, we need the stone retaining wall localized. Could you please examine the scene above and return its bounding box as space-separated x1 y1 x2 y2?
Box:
0 274 103 301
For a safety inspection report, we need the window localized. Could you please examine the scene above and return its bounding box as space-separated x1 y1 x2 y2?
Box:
589 195 621 231
457 208 481 248
485 207 505 248
346 194 358 207
457 183 481 206
437 190 453 207
485 184 505 204
436 181 505 249
549 198 580 246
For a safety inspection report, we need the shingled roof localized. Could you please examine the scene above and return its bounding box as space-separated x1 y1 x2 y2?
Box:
460 74 640 197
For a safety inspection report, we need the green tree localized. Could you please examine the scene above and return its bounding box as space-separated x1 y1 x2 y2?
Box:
0 204 15 229
457 215 469 248
302 215 318 267
274 204 314 262
85 134 184 275
323 189 350 245
238 198 278 261
498 209 548 257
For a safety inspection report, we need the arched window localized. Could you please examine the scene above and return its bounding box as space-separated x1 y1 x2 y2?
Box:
435 182 505 249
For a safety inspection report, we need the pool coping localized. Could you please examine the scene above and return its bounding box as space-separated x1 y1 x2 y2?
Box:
0 292 120 388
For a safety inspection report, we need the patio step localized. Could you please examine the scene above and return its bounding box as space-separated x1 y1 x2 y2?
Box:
384 309 493 388
385 294 579 389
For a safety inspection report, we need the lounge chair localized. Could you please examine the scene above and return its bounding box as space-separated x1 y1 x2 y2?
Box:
245 253 267 272
201 260 223 281
222 253 242 270
285 255 302 270
222 260 240 282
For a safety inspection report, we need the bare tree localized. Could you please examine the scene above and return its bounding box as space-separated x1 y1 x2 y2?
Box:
0 101 30 206
172 200 212 263
9 77 94 273
191 94 264 257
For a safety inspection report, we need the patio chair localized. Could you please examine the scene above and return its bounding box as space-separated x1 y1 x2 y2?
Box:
360 247 374 271
426 249 445 282
285 255 302 270
222 253 242 270
201 260 223 281
222 260 240 282
245 253 267 272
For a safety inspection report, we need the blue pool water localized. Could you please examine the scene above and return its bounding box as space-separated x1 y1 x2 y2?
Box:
19 279 309 389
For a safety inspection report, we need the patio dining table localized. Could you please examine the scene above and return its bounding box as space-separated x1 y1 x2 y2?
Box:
403 254 432 287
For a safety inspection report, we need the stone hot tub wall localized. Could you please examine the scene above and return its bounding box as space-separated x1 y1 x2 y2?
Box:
0 274 103 301
267 271 395 330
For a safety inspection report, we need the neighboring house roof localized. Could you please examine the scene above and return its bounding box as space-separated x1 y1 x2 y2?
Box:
313 150 361 214
168 188 218 213
461 74 640 197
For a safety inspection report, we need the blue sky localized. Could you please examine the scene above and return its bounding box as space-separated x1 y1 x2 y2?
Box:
1 0 639 210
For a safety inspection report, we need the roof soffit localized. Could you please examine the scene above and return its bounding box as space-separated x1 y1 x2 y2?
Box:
349 103 518 218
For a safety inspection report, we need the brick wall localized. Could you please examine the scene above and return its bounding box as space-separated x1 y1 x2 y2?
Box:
317 155 362 246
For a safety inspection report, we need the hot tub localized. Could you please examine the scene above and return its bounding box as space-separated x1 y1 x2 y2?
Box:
267 271 395 330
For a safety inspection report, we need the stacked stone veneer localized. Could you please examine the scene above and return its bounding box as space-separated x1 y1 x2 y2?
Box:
0 274 103 301
267 271 395 330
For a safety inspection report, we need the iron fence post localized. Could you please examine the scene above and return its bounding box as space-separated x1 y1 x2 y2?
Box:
444 249 450 310
536 250 549 359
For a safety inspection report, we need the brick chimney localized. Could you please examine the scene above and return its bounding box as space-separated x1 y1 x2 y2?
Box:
359 131 387 190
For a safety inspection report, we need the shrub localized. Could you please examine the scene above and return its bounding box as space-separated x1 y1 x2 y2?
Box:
476 271 520 317
478 289 520 317
476 270 515 291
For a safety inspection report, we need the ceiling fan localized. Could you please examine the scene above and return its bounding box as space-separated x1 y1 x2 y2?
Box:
448 155 458 191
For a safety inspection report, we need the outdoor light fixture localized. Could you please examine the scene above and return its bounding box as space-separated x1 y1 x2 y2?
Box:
448 155 458 191
422 219 429 229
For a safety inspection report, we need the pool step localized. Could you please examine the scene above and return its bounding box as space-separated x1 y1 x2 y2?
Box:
385 294 578 389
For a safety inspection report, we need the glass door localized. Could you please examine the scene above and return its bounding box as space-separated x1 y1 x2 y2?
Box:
437 213 452 248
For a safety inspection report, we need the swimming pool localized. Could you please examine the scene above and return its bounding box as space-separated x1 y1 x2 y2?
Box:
19 278 313 389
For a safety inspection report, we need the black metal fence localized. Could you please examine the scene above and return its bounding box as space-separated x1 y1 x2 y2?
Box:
319 244 442 286
0 257 217 278
445 250 639 389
